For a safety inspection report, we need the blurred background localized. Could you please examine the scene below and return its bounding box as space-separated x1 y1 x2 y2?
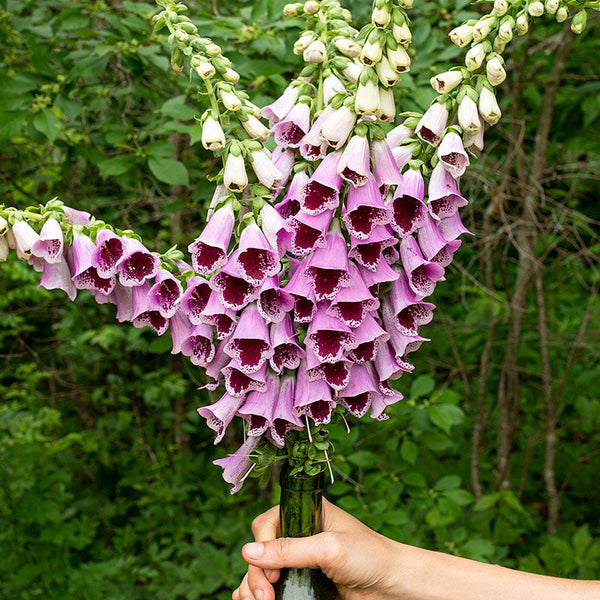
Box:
0 0 599 598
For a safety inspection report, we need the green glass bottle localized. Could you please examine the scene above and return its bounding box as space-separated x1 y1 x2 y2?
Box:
273 465 338 600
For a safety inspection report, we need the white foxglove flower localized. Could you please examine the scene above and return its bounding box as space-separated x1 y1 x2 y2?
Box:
372 6 391 28
224 151 248 192
320 105 357 149
473 17 496 42
361 40 383 66
449 24 474 47
355 80 380 116
223 68 239 84
493 37 506 53
5 228 16 249
0 235 8 262
545 0 559 14
430 70 463 93
219 89 242 111
458 95 481 135
465 44 486 70
376 56 400 87
486 56 506 85
12 220 39 259
464 125 484 155
393 21 412 45
528 2 544 17
498 20 514 41
0 216 7 236
250 149 284 189
516 14 529 34
493 0 508 16
571 10 587 34
478 87 502 125
378 87 395 122
242 114 270 142
205 43 221 56
202 115 226 151
387 45 411 73
342 60 363 83
304 0 319 15
303 39 327 63
556 7 568 22
416 102 449 147
195 60 215 79
334 38 361 58
294 32 315 54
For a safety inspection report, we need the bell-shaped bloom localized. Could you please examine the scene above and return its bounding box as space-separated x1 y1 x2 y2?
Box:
288 208 333 257
91 229 125 277
213 435 260 494
387 123 414 148
169 310 193 355
269 314 305 372
337 134 370 187
210 250 260 311
370 388 404 421
322 74 346 104
181 276 211 324
355 80 380 116
347 313 389 363
260 204 288 259
371 139 403 191
326 263 379 328
198 292 237 339
383 244 400 265
188 202 235 275
223 151 248 192
319 105 357 150
478 86 501 126
293 362 335 425
299 107 333 161
276 170 308 222
40 256 77 301
118 237 160 287
130 282 169 335
204 341 231 389
438 131 470 178
31 218 63 264
224 303 273 374
305 346 352 391
222 359 268 397
385 309 429 359
284 259 318 323
457 95 481 136
428 163 468 220
272 147 295 190
235 222 280 286
147 269 183 319
71 231 116 295
349 225 397 272
400 236 445 298
238 371 279 436
415 102 449 147
306 304 357 363
338 363 379 417
343 174 390 240
198 392 245 444
111 282 134 322
300 151 343 215
417 214 461 263
389 168 427 237
304 226 352 301
438 210 473 241
273 102 311 148
375 341 413 384
464 125 484 156
63 206 91 226
262 85 300 126
12 220 39 259
358 256 399 297
267 375 304 448
257 275 294 323
182 322 216 366
250 149 284 190
392 144 415 172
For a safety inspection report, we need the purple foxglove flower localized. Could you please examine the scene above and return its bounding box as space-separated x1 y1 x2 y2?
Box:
399 236 445 298
371 139 403 191
276 171 308 222
386 315 429 358
236 222 280 286
304 225 352 301
337 134 370 187
188 202 235 275
31 218 63 264
204 340 230 389
262 85 300 126
273 102 311 148
92 229 125 278
294 362 335 425
131 282 169 336
198 391 245 444
389 168 427 237
260 204 288 259
112 282 134 322
169 310 193 355
207 184 228 220
288 208 333 257
415 102 449 147
40 256 77 301
338 363 379 417
72 232 116 295
428 163 468 220
283 259 317 322
28 255 44 272
349 225 397 271
347 313 389 363
269 314 305 372
213 435 260 494
222 359 268 397
267 374 304 448
300 151 343 215
299 107 333 161
383 244 400 265
118 237 160 287
416 214 462 267
326 263 379 328
323 74 346 104
438 131 470 178
148 269 183 318
370 389 404 421
210 250 260 311
224 302 273 374
343 174 390 240
91 288 115 306
250 149 284 189
306 304 357 363
181 276 211 324
199 290 237 339
385 269 435 336
238 371 279 436
358 256 399 297
319 105 357 150
387 123 414 148
429 241 461 268
63 206 91 226
305 346 352 391
258 275 294 323
438 210 473 241
374 341 413 383
392 144 415 172
182 322 216 366
12 220 39 259
272 147 295 190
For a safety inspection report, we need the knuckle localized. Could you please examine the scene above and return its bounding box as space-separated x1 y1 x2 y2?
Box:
251 515 264 536
273 537 289 560
318 532 341 566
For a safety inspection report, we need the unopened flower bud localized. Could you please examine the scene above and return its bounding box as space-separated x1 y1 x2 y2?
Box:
486 56 506 85
304 39 327 63
478 86 502 125
493 0 508 16
493 37 506 53
361 40 383 66
12 220 39 259
393 21 412 45
195 60 215 79
355 80 380 116
556 6 568 22
0 216 7 236
473 17 496 42
304 0 319 14
376 56 400 87
283 3 298 16
205 43 221 56
335 38 361 58
571 10 587 34
223 68 240 84
372 6 391 28
242 114 270 142
378 87 395 122
465 43 486 70
458 95 481 135
498 19 514 41
387 45 411 73
545 0 559 15
294 32 315 54
430 70 463 93
516 14 529 35
398 0 413 8
449 24 474 47
342 8 352 21
220 89 242 111
224 150 248 192
342 59 362 83
201 114 226 151
0 235 8 262
528 2 544 17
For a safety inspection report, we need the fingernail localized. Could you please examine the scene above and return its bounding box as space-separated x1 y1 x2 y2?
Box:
244 542 264 559
254 590 264 600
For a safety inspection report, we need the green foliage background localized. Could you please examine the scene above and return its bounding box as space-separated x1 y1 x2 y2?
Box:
0 0 599 598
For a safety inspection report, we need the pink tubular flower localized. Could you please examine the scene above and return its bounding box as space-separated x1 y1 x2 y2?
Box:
224 302 273 374
337 134 370 187
415 102 449 147
399 236 445 298
235 222 280 286
299 107 333 161
319 105 357 150
205 342 231 389
389 168 427 237
181 322 216 366
273 102 311 148
306 304 357 363
417 213 462 267
12 220 39 259
370 388 403 421
300 152 343 215
438 131 470 178
349 225 397 271
213 435 260 494
386 123 414 147
169 310 193 355
428 162 468 220
375 341 414 383
250 149 284 190
305 346 351 391
392 144 415 172
257 276 294 323
198 392 245 444
181 276 211 324
199 290 236 339
438 211 473 241
92 229 125 277
118 237 160 287
222 360 268 397
326 263 379 328
63 206 90 226
131 282 169 335
304 225 352 301
272 147 296 190
276 170 308 222
347 313 389 363
358 256 399 297
238 371 279 436
283 259 318 322
188 202 235 275
267 374 304 448
71 231 116 295
343 174 390 240
210 250 260 311
148 269 183 319
112 282 134 322
269 314 305 372
288 208 333 257
31 218 63 264
293 362 335 425
322 74 346 104
384 308 429 359
260 204 288 258
40 257 76 301
261 84 301 126
338 363 379 417
371 139 403 191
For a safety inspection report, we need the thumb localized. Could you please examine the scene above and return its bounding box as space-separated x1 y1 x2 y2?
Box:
242 533 338 571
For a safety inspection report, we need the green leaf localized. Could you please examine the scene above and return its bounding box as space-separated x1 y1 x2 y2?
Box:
428 404 465 434
401 471 426 487
148 156 190 186
400 439 418 465
0 112 27 139
160 96 198 121
189 122 204 146
148 335 172 354
434 475 461 491
98 155 137 177
347 450 374 467
383 509 409 526
443 489 474 507
473 492 501 511
410 374 435 399
32 110 61 143
461 538 495 559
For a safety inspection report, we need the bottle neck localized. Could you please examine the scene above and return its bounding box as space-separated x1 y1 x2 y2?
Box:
279 467 324 538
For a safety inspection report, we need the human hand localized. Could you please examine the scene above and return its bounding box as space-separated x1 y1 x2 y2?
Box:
232 498 404 600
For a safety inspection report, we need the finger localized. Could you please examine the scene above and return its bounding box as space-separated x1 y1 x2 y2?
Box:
237 573 257 600
252 505 281 586
247 565 272 600
232 587 240 600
